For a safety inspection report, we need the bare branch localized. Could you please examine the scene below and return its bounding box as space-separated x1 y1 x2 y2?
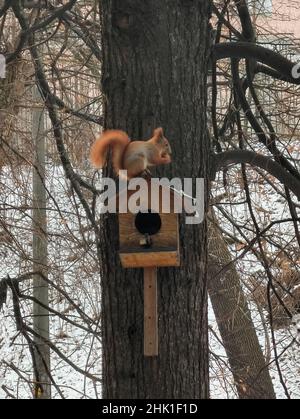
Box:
11 3 100 235
215 150 300 199
6 0 77 64
30 0 77 32
231 58 300 181
214 42 300 85
212 3 244 41
232 0 255 42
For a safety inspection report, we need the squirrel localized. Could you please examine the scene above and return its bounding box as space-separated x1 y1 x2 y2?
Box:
90 127 172 179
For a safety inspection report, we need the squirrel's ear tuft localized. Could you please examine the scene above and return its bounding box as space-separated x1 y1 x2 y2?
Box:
153 127 164 141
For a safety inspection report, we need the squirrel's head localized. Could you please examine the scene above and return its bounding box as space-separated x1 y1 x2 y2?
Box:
152 127 172 157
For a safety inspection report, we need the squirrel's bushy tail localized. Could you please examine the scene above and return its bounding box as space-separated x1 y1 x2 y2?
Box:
90 130 130 175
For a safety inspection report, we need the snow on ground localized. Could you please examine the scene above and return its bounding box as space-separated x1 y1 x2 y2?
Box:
0 164 102 399
209 300 300 399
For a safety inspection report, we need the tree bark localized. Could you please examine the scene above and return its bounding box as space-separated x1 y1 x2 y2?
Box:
100 0 211 399
208 211 276 399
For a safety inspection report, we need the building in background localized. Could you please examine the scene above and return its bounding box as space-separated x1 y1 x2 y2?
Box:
256 0 300 40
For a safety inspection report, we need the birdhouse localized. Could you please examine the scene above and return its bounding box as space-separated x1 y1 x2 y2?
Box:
118 179 182 268
106 177 197 357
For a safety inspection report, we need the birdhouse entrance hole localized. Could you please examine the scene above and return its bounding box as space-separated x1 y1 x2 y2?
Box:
135 211 162 236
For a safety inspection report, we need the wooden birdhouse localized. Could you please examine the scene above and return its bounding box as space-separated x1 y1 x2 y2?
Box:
118 179 182 269
107 177 197 357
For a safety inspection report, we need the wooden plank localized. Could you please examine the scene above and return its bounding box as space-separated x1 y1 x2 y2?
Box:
144 267 158 357
120 250 180 268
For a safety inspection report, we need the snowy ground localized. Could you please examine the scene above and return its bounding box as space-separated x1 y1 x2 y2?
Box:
209 300 300 399
1 296 299 399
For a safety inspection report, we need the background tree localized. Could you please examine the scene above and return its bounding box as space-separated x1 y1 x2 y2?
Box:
208 209 276 399
100 0 211 399
32 76 50 399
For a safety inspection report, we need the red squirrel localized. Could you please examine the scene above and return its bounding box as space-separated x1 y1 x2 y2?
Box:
90 127 171 179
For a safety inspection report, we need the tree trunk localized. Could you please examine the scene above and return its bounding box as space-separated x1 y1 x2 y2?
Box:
32 83 51 399
100 0 211 399
208 211 276 399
